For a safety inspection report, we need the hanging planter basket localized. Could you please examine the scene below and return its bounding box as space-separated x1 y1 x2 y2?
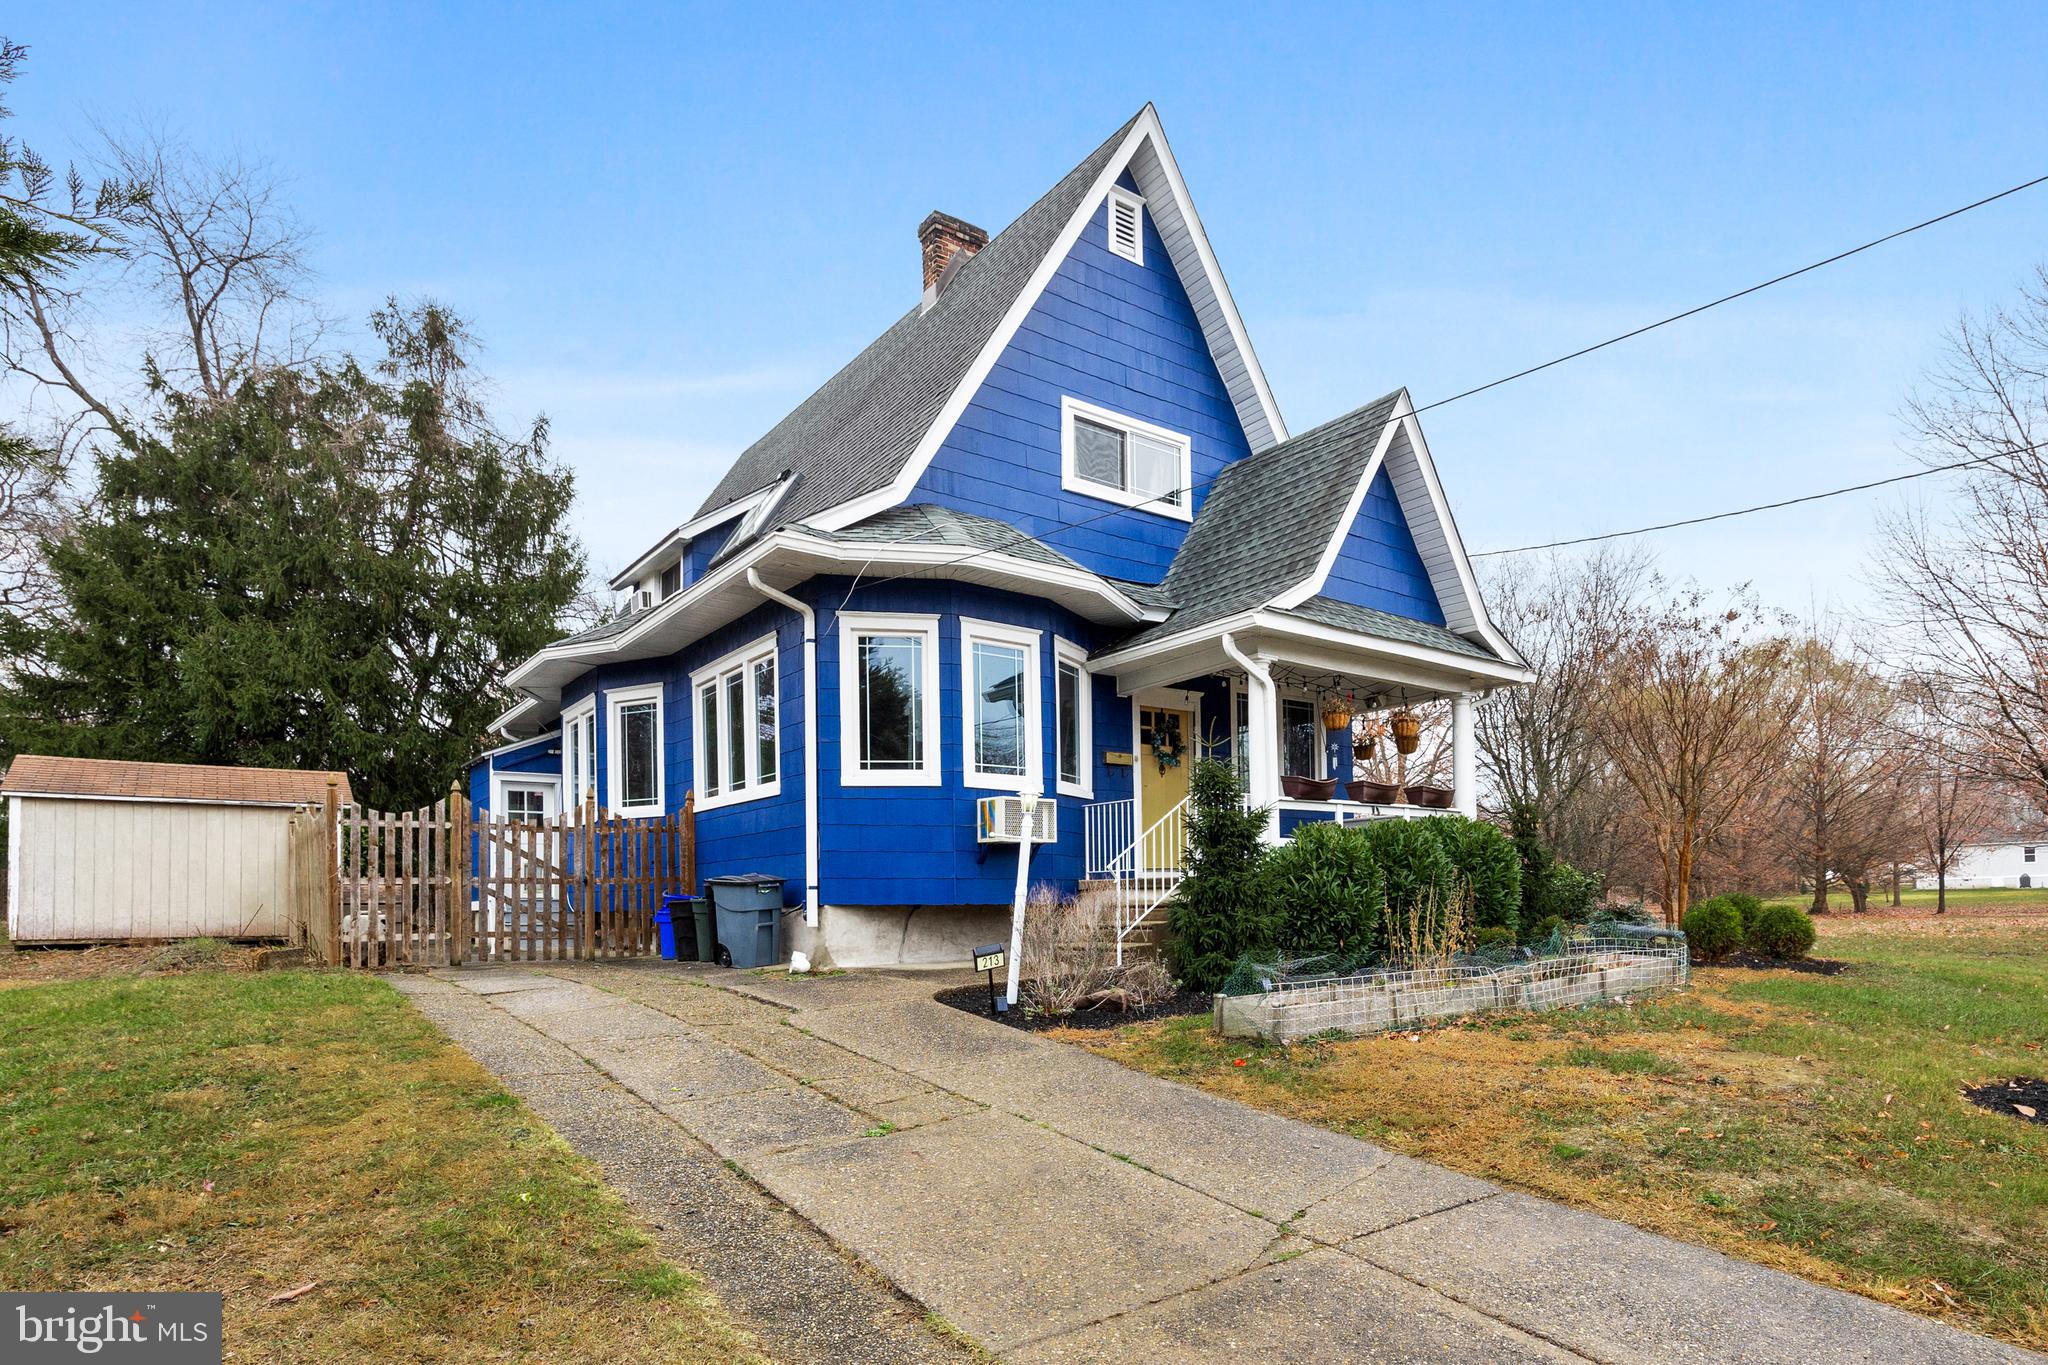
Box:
1321 699 1353 732
1390 708 1422 755
1358 735 1378 760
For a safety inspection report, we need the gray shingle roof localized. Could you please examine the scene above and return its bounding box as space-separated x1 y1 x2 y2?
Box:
691 110 1144 536
1111 393 1404 650
1279 595 1498 661
808 504 1089 574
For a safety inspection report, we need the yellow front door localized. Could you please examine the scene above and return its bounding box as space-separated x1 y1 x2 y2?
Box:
1138 706 1192 872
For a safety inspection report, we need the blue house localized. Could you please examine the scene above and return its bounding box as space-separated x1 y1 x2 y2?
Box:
475 107 1530 967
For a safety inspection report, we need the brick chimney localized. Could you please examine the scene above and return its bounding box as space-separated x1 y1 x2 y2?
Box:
919 211 988 293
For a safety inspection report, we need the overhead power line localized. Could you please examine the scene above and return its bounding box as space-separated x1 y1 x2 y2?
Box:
1470 447 2036 557
838 169 2048 594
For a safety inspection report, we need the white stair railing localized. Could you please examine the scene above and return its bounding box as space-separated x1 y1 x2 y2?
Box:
1083 798 1135 876
1098 795 1191 964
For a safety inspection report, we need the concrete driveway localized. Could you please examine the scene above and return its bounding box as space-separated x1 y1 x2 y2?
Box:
397 962 2036 1364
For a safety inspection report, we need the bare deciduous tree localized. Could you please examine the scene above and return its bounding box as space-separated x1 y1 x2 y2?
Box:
1781 631 1915 912
1878 268 2048 814
1477 544 1652 839
1897 678 2006 914
1598 588 1798 924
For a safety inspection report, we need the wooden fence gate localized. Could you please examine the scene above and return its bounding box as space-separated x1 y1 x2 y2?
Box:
311 785 694 969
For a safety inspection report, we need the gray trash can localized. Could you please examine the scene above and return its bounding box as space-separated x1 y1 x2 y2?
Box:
706 874 786 968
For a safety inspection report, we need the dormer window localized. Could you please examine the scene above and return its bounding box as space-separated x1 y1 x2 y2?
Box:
1107 189 1144 265
1060 396 1192 521
660 562 682 598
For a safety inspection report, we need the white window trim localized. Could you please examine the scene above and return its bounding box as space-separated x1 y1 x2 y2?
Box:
562 697 596 814
1054 637 1093 799
491 771 561 822
1059 395 1193 522
690 633 782 812
1106 188 1144 265
839 612 943 788
960 617 1045 794
1279 690 1328 781
605 683 666 817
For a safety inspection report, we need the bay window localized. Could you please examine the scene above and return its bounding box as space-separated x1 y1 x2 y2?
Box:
692 636 780 810
962 618 1042 792
563 697 596 813
1054 638 1091 797
606 684 665 817
839 613 941 786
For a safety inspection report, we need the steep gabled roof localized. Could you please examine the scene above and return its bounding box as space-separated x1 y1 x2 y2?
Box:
1112 393 1404 650
692 113 1144 533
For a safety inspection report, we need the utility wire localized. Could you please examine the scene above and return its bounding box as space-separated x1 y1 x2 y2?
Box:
1470 447 2034 557
834 170 2048 594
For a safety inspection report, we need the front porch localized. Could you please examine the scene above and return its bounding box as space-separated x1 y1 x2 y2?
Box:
1079 606 1532 957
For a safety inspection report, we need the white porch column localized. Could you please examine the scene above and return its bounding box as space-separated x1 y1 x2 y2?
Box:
1221 633 1282 843
1452 691 1478 818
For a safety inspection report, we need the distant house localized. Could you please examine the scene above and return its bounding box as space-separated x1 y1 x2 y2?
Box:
1915 835 2048 890
473 106 1530 968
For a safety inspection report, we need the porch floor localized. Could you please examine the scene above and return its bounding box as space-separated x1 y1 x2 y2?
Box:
397 964 2024 1363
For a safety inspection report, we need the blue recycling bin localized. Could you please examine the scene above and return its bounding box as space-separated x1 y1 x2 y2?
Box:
656 893 695 962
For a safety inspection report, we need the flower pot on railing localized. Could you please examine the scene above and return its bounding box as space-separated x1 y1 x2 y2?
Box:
1347 779 1400 804
1390 709 1421 755
1280 775 1339 801
1410 784 1455 809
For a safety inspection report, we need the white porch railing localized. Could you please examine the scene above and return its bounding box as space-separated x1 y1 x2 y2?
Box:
1083 797 1136 876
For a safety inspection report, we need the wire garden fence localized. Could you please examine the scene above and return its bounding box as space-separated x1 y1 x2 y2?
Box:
1214 922 1689 1043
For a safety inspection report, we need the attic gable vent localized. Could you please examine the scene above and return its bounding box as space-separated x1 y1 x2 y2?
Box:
1107 189 1144 265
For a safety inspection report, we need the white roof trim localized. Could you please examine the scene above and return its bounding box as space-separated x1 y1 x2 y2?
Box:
808 105 1287 534
491 525 1169 736
1268 391 1520 666
476 728 561 761
1089 604 1530 690
606 482 779 591
1270 416 1401 611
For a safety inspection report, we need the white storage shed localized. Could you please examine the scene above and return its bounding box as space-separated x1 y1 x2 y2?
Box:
2 756 350 943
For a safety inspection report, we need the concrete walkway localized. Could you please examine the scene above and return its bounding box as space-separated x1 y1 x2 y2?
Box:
398 962 2035 1364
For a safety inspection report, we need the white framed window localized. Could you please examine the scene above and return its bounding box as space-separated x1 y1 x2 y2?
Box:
2027 847 2037 864
562 697 596 813
1054 637 1092 798
961 618 1043 793
1060 396 1192 521
691 635 781 811
1106 189 1144 265
1281 696 1322 780
606 683 665 817
839 612 942 787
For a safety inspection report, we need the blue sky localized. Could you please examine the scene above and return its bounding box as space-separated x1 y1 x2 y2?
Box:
10 2 2048 612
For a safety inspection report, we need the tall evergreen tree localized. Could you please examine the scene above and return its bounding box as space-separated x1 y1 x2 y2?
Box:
0 301 583 807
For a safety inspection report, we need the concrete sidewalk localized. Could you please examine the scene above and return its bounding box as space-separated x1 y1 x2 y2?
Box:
399 962 2035 1364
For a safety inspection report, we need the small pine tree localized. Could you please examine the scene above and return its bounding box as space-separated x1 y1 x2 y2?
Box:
1167 759 1274 991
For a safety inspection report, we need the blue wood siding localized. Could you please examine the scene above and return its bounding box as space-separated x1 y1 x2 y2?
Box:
907 187 1255 583
812 576 1131 908
684 522 733 585
539 576 1142 910
1318 467 1445 626
467 733 562 810
562 601 808 905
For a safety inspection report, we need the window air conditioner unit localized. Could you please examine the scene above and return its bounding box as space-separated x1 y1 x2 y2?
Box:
633 590 655 612
976 795 1057 844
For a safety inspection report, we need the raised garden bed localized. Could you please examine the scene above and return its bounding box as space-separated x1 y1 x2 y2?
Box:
935 983 1212 1032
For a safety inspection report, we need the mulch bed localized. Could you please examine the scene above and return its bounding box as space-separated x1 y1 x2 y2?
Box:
935 983 1213 1032
1963 1077 2048 1125
1701 951 1851 976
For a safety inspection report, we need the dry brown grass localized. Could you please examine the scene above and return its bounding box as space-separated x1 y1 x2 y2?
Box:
0 970 765 1363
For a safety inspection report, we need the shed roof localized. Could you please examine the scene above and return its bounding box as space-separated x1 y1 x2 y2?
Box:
0 756 351 807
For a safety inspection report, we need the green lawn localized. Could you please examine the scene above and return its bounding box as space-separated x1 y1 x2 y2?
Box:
0 967 763 1363
1780 885 2048 913
1067 920 2048 1349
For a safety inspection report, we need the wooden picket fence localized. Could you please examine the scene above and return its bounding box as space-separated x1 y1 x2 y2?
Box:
300 782 695 969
